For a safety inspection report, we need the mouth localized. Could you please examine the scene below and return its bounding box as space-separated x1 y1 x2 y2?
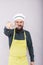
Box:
18 25 22 27
16 25 23 29
17 25 23 28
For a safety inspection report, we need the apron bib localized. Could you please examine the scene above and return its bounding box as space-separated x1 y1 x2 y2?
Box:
8 29 29 65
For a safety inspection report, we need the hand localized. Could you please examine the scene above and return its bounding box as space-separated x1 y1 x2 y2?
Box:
30 62 34 65
6 21 13 29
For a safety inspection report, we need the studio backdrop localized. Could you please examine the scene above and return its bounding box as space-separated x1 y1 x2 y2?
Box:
0 0 43 65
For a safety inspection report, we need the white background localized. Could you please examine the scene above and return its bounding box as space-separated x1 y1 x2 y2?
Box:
0 0 43 65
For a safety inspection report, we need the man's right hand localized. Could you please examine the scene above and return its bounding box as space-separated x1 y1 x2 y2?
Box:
6 22 12 29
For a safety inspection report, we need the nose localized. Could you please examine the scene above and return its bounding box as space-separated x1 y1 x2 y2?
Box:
18 23 21 25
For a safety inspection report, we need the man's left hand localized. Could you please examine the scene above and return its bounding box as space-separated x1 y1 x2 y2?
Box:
30 62 34 65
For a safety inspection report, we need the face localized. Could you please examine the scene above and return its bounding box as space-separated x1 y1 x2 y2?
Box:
14 19 24 30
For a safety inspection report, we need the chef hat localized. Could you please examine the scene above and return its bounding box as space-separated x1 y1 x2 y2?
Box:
13 13 25 21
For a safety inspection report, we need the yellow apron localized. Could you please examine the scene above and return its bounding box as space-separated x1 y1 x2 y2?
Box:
8 29 29 65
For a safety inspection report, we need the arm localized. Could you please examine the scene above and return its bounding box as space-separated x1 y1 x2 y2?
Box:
4 22 14 37
26 31 34 65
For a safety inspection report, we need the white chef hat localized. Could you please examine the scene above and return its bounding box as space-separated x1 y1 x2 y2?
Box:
13 13 25 21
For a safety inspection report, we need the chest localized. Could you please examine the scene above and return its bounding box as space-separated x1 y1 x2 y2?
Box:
14 32 25 40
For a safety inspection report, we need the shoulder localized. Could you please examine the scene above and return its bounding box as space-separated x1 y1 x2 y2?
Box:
24 29 31 36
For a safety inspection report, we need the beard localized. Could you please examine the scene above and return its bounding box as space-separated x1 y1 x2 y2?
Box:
16 25 23 30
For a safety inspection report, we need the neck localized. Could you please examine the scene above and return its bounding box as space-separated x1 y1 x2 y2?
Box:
15 28 23 33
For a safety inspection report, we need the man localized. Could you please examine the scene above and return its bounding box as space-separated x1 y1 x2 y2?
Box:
4 13 34 65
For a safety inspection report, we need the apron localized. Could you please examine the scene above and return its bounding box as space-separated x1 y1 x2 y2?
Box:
8 29 29 65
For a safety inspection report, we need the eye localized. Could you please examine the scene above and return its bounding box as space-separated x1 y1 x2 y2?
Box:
20 21 23 23
16 21 18 23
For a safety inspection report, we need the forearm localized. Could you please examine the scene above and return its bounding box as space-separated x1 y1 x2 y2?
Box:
29 46 34 62
4 27 10 36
